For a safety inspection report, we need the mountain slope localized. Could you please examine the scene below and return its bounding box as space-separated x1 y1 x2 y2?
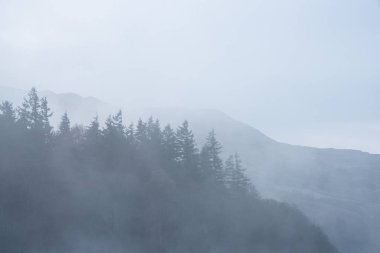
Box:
140 107 380 253
1 86 379 253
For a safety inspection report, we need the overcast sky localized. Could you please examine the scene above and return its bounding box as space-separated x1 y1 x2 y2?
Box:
0 0 379 152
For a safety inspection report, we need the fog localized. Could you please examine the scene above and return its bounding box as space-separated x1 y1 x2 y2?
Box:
1 0 380 152
0 89 341 253
1 1 380 253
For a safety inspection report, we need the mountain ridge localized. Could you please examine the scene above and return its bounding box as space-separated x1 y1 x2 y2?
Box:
1 86 380 253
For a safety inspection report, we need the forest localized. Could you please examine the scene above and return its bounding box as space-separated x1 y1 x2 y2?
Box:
0 88 339 253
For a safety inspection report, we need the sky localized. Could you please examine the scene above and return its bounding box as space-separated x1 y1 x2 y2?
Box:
0 0 380 153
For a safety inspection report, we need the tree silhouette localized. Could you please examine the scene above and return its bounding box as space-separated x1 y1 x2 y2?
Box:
0 90 339 253
59 112 71 136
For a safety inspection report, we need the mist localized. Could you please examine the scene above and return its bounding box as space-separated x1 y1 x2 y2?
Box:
1 0 380 152
1 1 380 253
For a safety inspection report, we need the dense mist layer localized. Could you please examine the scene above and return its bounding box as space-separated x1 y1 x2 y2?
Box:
0 89 338 253
2 87 380 253
1 0 380 152
1 0 379 252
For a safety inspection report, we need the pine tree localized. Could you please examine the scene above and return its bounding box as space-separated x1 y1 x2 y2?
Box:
147 118 162 146
176 121 199 173
147 116 155 138
162 124 177 162
0 102 17 147
136 118 148 144
40 97 53 138
200 145 212 176
125 123 137 160
104 115 113 133
29 88 42 129
102 111 127 170
224 155 235 189
17 87 43 129
126 123 136 146
231 153 251 194
112 110 124 135
86 116 100 140
59 112 71 136
0 101 16 123
201 130 224 183
82 116 102 156
103 110 125 138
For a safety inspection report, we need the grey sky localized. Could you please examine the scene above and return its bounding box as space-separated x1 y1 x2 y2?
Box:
1 0 380 152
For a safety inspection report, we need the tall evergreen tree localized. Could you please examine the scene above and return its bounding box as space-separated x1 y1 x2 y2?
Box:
147 117 155 137
176 121 199 175
162 124 178 162
147 118 162 147
86 116 101 140
201 130 224 183
0 102 16 147
17 87 43 129
104 115 113 133
82 116 102 159
230 153 251 194
224 155 235 189
112 110 124 135
102 111 127 170
59 112 71 136
40 97 53 138
136 118 148 144
103 110 125 139
200 145 212 176
0 101 16 123
126 123 136 146
29 88 42 129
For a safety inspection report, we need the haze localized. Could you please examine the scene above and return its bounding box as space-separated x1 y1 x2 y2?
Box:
1 0 379 152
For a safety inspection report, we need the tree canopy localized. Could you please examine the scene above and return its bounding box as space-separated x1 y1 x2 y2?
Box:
0 88 339 253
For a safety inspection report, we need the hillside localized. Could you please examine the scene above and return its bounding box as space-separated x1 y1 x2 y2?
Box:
0 90 338 253
142 107 380 253
1 86 380 253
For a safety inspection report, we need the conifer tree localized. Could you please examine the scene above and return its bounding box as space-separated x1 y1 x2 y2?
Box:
104 115 113 132
0 101 16 123
112 110 124 135
17 87 43 129
231 153 251 194
147 116 155 137
0 102 16 143
40 97 53 138
136 118 148 144
176 121 199 173
102 111 127 169
59 112 71 136
147 118 162 147
82 116 102 156
103 110 125 138
86 116 100 140
28 87 42 129
200 145 212 176
224 155 235 189
201 130 224 183
162 124 177 162
126 123 136 145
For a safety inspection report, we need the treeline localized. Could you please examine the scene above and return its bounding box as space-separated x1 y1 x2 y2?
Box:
0 88 338 253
